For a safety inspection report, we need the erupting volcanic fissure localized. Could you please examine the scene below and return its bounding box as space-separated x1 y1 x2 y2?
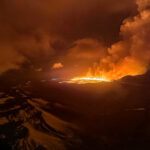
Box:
66 56 147 84
66 77 111 84
64 0 150 84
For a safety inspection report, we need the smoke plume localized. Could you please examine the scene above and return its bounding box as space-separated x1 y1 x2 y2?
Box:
86 0 150 80
0 0 138 76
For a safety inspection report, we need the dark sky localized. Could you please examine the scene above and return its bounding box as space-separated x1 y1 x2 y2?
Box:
1 0 148 78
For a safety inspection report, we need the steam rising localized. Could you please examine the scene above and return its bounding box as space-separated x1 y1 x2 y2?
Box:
85 0 150 80
0 0 149 79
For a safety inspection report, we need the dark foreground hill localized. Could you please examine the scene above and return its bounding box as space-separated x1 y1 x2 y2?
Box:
0 70 150 150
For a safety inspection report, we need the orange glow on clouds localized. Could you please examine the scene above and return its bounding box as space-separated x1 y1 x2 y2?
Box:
52 63 63 69
64 57 146 84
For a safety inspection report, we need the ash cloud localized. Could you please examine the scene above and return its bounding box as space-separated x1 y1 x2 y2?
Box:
0 0 137 75
82 0 150 79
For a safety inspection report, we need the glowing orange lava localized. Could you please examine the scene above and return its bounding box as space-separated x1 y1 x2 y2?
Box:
70 77 110 83
62 57 147 84
62 76 111 84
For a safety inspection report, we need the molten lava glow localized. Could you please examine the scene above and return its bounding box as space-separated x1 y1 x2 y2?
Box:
64 76 111 84
72 77 110 82
62 56 147 84
64 65 146 84
65 57 147 84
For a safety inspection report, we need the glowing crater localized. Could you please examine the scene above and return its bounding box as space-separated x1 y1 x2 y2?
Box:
62 77 111 84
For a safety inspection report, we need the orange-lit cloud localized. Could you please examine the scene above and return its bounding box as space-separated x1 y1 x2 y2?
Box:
81 0 150 80
0 0 140 75
52 63 64 69
67 38 107 60
0 43 25 74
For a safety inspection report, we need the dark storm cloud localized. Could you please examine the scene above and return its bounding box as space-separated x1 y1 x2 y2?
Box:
0 0 137 74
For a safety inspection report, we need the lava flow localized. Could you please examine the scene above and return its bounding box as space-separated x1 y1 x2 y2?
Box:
64 58 147 84
66 77 111 84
